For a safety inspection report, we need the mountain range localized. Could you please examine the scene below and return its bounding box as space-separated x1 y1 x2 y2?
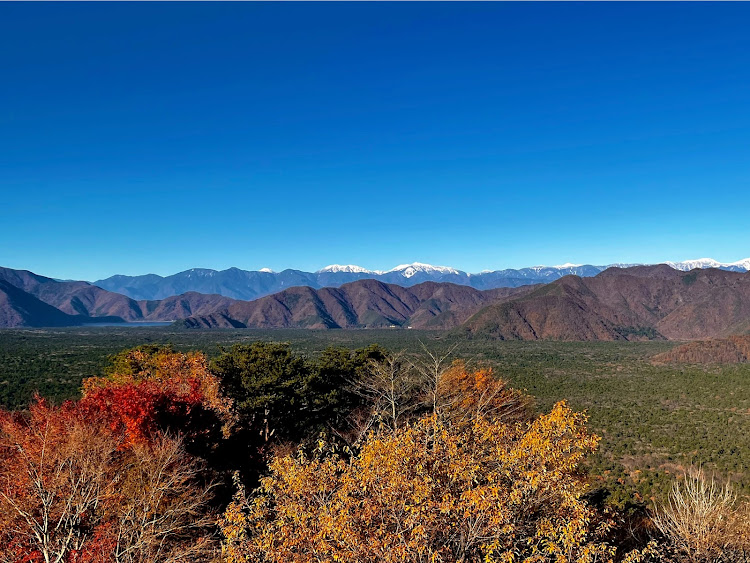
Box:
180 281 532 330
0 265 530 330
93 258 750 301
177 265 750 340
3 262 750 342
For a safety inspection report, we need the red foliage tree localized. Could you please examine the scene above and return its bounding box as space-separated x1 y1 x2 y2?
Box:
78 347 233 451
0 399 122 563
0 347 230 562
0 397 218 563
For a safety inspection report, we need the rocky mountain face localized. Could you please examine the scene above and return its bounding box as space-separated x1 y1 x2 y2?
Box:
93 259 750 302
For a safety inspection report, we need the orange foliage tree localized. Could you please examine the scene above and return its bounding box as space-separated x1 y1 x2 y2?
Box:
0 396 219 563
0 345 231 563
221 362 651 563
435 361 532 428
79 345 233 450
0 399 120 563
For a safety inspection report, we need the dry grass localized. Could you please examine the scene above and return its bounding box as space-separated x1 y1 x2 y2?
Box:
654 467 750 562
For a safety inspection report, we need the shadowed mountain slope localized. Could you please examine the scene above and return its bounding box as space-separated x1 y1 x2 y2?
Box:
0 267 238 325
0 267 145 321
0 280 88 327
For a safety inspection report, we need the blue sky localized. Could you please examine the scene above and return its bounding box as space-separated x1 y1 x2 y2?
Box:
2 2 749 280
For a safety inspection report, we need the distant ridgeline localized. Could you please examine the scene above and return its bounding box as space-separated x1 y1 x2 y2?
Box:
92 258 750 301
2 264 750 341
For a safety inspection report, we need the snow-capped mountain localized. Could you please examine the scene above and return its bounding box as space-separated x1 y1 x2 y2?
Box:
318 262 462 277
317 264 382 274
183 268 217 277
387 262 462 278
728 258 750 270
93 258 750 301
666 258 750 272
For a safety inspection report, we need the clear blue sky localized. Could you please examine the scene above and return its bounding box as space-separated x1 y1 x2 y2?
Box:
2 2 749 280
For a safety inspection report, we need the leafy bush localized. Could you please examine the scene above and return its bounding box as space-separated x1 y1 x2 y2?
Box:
221 361 651 563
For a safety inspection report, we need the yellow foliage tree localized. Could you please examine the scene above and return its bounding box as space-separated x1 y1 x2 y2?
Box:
221 391 648 563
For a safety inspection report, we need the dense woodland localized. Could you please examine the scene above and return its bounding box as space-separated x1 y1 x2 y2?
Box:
1 329 749 561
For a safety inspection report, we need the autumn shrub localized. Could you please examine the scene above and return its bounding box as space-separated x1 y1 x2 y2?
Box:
220 392 650 562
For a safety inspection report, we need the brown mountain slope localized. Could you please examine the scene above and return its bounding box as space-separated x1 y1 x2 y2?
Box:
137 292 237 321
462 266 750 341
181 280 534 329
0 268 240 326
0 267 144 321
0 280 86 327
652 335 750 365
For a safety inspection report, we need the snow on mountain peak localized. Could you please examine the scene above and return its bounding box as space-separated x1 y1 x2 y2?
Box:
318 264 376 274
186 258 750 281
728 258 750 269
387 262 461 278
666 258 727 271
